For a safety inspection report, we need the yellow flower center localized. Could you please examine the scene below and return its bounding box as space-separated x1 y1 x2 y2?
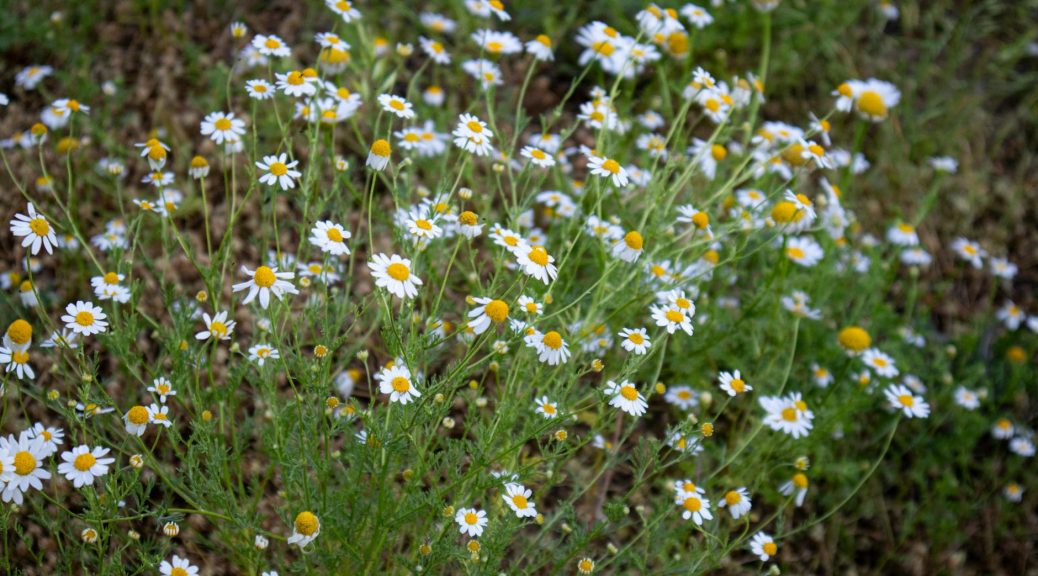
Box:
459 211 478 226
14 451 36 475
286 71 305 86
29 217 50 237
543 331 563 350
127 405 149 425
75 311 95 326
253 266 277 288
464 512 478 525
104 272 120 284
391 376 411 393
7 319 32 345
528 246 549 266
601 159 621 174
269 162 288 176
682 496 701 512
12 350 29 364
74 452 97 471
326 228 344 242
511 495 528 509
210 321 228 338
371 139 391 157
711 144 727 161
623 231 643 250
688 211 709 229
665 310 684 323
619 385 638 401
542 403 556 415
486 41 504 53
530 149 547 160
763 542 777 555
725 491 741 505
627 332 644 345
781 407 798 422
787 247 805 260
386 263 410 281
536 34 551 47
295 511 319 535
466 120 483 134
856 90 887 118
898 394 914 407
793 473 809 488
389 99 405 111
838 326 871 352
214 117 232 131
485 300 509 323
675 298 691 310
415 219 433 231
730 379 745 393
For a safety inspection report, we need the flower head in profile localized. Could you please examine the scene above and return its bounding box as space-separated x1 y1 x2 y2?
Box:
196 311 236 341
288 511 321 548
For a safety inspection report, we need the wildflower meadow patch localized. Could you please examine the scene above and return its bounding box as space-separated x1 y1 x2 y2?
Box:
0 0 1035 574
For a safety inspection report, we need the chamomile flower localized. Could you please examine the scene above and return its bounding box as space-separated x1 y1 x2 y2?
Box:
664 385 699 410
10 202 58 255
951 237 985 268
779 472 810 506
886 222 919 246
245 79 275 100
196 311 236 341
618 327 651 354
1 435 50 504
515 244 558 285
587 153 629 187
811 364 833 388
718 487 752 519
517 295 543 316
997 301 1025 331
310 220 351 256
1004 483 1024 502
675 490 712 525
525 329 571 365
990 257 1018 280
405 208 444 241
256 154 302 190
884 385 930 418
521 146 556 168
61 301 108 336
248 344 280 366
457 211 483 238
252 34 291 57
148 404 172 428
862 348 899 378
57 445 114 488
418 37 451 64
0 346 35 380
468 297 510 335
749 532 778 562
954 387 980 410
1010 436 1035 457
852 78 901 122
785 236 824 267
718 370 752 397
526 34 554 60
148 377 176 403
200 111 245 144
288 511 321 548
368 253 423 299
376 363 422 405
502 483 537 518
369 139 392 170
452 113 495 156
761 394 814 438
26 423 63 457
611 230 645 262
534 395 559 419
651 303 694 336
232 265 298 309
604 380 648 417
378 94 415 119
455 507 488 537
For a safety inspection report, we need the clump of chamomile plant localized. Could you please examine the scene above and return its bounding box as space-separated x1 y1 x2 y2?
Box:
0 0 1033 574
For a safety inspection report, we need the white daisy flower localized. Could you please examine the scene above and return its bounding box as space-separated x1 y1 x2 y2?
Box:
368 253 423 299
514 244 558 285
884 385 930 418
604 379 648 417
57 445 115 488
248 343 280 367
10 202 58 255
502 482 537 518
454 507 488 537
61 301 108 336
232 265 298 309
524 329 571 365
749 532 778 562
287 511 321 548
378 94 416 119
195 311 236 341
618 327 651 354
310 220 351 256
718 370 752 396
256 153 302 190
375 363 422 405
200 111 245 145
